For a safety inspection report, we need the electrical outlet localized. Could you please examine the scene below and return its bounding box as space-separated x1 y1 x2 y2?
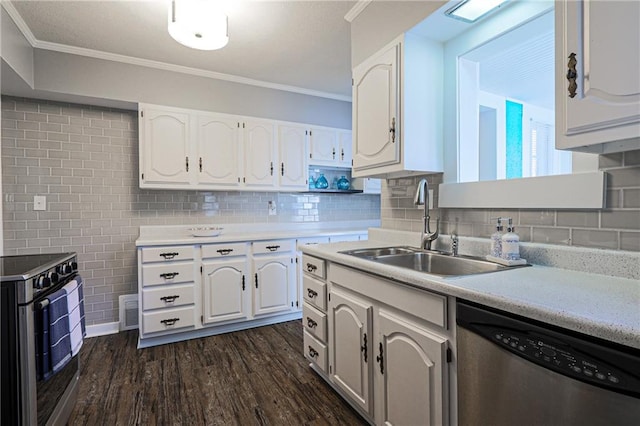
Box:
268 200 277 216
34 195 46 211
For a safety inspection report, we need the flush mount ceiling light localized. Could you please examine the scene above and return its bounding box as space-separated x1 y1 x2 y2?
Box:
168 0 229 50
445 0 509 23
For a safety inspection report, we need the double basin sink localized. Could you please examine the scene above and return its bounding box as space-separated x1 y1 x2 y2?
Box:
339 246 527 277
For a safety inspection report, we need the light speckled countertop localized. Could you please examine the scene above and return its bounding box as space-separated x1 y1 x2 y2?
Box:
135 221 379 247
301 237 640 350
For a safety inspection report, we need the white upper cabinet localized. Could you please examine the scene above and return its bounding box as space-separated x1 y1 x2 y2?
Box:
278 124 308 189
556 0 640 153
243 120 277 188
139 106 191 186
308 127 353 169
195 114 241 188
352 33 443 178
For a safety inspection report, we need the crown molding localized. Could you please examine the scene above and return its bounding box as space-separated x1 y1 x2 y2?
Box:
1 2 351 102
344 0 373 23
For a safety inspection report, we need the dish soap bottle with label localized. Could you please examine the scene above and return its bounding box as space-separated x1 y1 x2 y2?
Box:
490 218 503 258
501 218 520 260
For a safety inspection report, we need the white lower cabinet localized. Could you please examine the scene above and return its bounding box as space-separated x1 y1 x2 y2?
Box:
252 240 296 317
329 288 374 415
327 263 451 425
202 255 249 325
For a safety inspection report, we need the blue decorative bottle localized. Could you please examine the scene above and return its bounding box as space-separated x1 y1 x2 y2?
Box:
315 173 329 189
337 175 350 190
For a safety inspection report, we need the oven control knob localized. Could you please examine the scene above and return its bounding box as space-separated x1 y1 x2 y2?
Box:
71 261 78 271
48 271 59 284
63 263 73 274
33 277 43 289
56 264 63 274
41 276 51 288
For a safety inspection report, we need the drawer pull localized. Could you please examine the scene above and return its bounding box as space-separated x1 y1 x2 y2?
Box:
361 333 368 363
159 272 180 280
216 248 234 255
160 295 180 303
308 346 319 359
307 289 318 298
159 252 179 259
160 318 180 326
307 317 318 329
266 245 280 252
306 263 317 272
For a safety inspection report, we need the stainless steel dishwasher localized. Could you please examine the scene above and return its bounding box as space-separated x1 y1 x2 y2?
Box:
456 300 640 426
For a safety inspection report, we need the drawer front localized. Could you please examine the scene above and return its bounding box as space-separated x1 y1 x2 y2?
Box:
296 237 330 251
142 306 195 335
141 262 195 287
303 275 327 311
303 303 327 341
201 242 248 259
302 254 326 279
303 330 328 374
253 240 294 254
142 284 195 311
141 246 195 263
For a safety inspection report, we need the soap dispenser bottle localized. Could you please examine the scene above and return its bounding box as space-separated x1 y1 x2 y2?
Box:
490 218 503 258
501 218 520 260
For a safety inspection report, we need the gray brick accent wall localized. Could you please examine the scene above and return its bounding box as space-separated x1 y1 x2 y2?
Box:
382 153 640 252
1 96 380 325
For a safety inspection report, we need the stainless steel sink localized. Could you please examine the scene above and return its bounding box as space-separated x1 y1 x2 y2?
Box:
340 246 526 277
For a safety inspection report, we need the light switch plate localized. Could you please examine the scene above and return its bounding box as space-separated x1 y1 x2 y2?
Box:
268 201 277 216
34 195 46 211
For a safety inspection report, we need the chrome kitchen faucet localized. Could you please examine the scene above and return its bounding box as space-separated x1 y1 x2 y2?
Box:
414 178 439 250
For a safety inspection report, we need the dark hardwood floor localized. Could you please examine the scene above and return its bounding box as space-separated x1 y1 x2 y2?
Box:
69 321 368 425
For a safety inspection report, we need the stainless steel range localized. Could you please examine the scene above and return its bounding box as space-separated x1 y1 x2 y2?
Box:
1 252 81 425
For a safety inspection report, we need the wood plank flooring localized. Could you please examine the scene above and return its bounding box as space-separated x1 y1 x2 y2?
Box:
68 321 368 425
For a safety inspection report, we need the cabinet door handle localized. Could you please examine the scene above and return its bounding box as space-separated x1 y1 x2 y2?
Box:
199 157 203 172
332 148 336 159
281 162 284 176
306 263 317 272
361 333 368 363
160 317 180 326
159 252 179 259
255 273 259 289
307 288 318 298
566 52 578 98
160 295 180 303
390 117 396 143
306 317 317 329
308 346 319 359
242 275 245 291
270 162 274 176
159 272 179 280
341 149 344 161
216 248 234 255
185 156 189 172
266 245 280 252
376 342 384 374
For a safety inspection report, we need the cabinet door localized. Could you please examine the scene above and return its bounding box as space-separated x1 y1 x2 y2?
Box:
556 0 640 150
243 120 276 187
253 254 294 316
140 107 191 185
329 288 373 415
352 43 400 171
337 130 353 168
376 309 447 426
278 125 308 189
196 114 241 187
309 127 338 166
202 258 249 324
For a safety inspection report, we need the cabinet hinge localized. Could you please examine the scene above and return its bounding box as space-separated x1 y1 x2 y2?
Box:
446 347 452 363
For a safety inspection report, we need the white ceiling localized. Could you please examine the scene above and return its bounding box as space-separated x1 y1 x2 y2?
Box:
7 0 357 100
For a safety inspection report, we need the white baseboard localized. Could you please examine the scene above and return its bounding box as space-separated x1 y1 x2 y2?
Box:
85 321 120 338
